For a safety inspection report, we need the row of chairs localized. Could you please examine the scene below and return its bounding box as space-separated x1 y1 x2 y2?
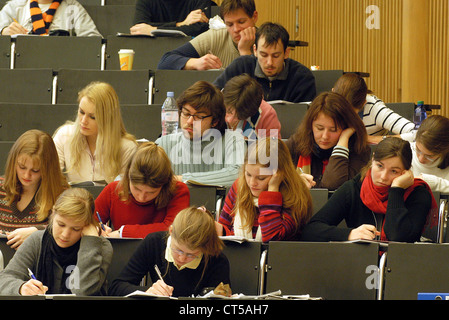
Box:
0 35 189 70
0 97 415 143
0 0 137 7
3 231 449 300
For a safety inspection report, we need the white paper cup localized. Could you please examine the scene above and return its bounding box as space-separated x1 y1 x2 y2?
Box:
118 49 135 70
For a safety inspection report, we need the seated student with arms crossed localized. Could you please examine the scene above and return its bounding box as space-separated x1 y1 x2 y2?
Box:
130 0 212 37
95 142 190 239
109 206 230 297
301 137 437 243
0 188 113 296
0 129 68 249
217 137 313 242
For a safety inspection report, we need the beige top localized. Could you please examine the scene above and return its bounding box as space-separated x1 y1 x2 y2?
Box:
190 27 240 68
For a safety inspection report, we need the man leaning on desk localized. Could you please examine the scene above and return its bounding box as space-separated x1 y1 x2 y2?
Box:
157 0 258 71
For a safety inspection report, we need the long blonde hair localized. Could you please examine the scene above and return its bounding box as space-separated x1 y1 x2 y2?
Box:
235 137 313 231
3 130 69 221
67 82 136 182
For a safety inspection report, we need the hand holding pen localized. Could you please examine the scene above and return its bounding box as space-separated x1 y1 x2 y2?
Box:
20 268 48 296
146 264 174 297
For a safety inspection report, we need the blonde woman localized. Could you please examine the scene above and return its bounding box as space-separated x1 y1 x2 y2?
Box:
109 206 230 297
53 81 137 184
0 188 113 296
0 129 68 248
95 142 190 239
217 137 313 242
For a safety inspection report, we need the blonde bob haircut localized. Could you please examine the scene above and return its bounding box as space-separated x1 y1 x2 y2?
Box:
235 137 313 232
48 188 100 235
118 142 176 209
68 81 136 182
3 129 68 221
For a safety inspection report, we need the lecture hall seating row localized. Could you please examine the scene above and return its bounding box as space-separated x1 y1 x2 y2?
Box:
2 234 449 300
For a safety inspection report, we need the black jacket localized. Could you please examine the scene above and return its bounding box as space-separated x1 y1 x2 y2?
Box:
213 54 317 103
300 174 432 243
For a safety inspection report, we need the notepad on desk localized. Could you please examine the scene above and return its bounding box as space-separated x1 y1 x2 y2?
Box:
117 29 188 38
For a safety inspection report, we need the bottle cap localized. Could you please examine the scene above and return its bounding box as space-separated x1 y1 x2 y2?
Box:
417 100 424 105
167 92 174 97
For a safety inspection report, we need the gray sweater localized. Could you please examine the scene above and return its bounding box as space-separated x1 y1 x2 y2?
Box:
155 130 246 187
0 230 112 296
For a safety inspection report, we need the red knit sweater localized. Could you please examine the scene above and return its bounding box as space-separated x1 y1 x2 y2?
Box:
95 181 190 238
218 179 298 242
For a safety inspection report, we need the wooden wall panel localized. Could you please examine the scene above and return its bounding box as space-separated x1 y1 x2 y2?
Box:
428 0 448 117
214 0 448 116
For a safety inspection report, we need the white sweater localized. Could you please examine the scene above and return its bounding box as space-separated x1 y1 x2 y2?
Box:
0 0 101 37
53 123 137 184
410 142 449 193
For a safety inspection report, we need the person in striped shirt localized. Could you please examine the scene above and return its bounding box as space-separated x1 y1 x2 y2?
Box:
333 73 416 144
216 137 312 242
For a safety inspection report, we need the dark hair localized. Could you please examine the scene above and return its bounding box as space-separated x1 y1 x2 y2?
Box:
255 22 289 52
220 0 256 19
290 92 368 157
416 115 449 169
222 74 263 120
333 73 368 111
177 81 227 134
360 137 412 180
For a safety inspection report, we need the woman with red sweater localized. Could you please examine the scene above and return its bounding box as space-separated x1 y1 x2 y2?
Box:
95 142 190 239
216 137 312 242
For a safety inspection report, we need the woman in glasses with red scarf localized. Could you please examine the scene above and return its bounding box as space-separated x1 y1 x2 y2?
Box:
301 137 438 243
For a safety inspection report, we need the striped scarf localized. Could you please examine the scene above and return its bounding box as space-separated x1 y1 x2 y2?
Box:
30 0 62 35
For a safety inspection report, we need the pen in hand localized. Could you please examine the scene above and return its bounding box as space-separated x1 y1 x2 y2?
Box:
154 264 164 282
27 268 36 280
96 212 106 231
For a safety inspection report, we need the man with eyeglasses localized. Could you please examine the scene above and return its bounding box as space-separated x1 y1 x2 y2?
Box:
155 81 245 187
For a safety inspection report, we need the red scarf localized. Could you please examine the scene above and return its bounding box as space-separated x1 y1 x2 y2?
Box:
360 168 438 241
296 155 328 175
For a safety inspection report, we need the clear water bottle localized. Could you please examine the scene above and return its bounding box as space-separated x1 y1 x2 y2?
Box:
414 100 427 129
161 91 178 136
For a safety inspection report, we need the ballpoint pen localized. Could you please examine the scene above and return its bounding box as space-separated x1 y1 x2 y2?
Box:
27 268 36 280
96 211 106 231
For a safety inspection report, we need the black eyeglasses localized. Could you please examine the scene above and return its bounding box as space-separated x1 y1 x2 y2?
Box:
180 109 213 121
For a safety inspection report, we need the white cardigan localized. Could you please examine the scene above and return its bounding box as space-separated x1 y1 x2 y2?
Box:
53 123 137 184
